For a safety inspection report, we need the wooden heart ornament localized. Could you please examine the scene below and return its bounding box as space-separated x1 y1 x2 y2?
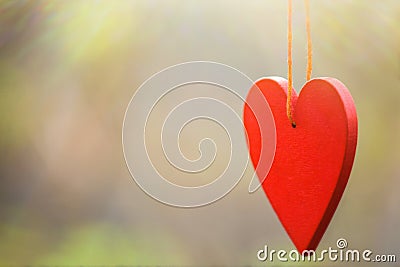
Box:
243 77 357 252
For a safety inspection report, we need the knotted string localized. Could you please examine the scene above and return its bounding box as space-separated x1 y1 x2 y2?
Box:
287 0 313 127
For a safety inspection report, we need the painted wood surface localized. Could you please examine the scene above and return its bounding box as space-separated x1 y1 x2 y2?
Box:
244 77 358 252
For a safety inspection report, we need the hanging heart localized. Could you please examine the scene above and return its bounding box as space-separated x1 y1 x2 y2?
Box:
243 77 358 252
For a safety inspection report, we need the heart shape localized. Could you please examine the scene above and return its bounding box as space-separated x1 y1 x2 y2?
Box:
244 77 357 252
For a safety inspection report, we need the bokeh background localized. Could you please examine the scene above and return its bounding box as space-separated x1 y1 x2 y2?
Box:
0 0 399 265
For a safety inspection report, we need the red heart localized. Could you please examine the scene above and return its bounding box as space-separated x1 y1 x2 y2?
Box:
244 77 357 252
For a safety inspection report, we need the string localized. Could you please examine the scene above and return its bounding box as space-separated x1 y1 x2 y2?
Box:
287 0 294 126
305 0 312 81
286 0 313 127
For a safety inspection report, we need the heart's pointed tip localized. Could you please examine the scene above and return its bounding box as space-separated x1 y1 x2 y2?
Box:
292 240 318 255
248 177 261 193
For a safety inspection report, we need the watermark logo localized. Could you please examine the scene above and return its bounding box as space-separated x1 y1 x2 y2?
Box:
257 238 397 263
122 61 276 207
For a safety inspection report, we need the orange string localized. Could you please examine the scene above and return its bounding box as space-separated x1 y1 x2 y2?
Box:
287 0 295 127
286 0 313 127
305 0 312 81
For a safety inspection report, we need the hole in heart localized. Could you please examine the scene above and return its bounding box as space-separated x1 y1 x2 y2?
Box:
291 122 296 128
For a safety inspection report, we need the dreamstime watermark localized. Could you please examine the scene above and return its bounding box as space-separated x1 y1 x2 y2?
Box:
257 238 397 263
122 61 277 207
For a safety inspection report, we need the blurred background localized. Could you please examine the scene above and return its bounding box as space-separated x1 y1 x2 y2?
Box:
0 0 399 265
